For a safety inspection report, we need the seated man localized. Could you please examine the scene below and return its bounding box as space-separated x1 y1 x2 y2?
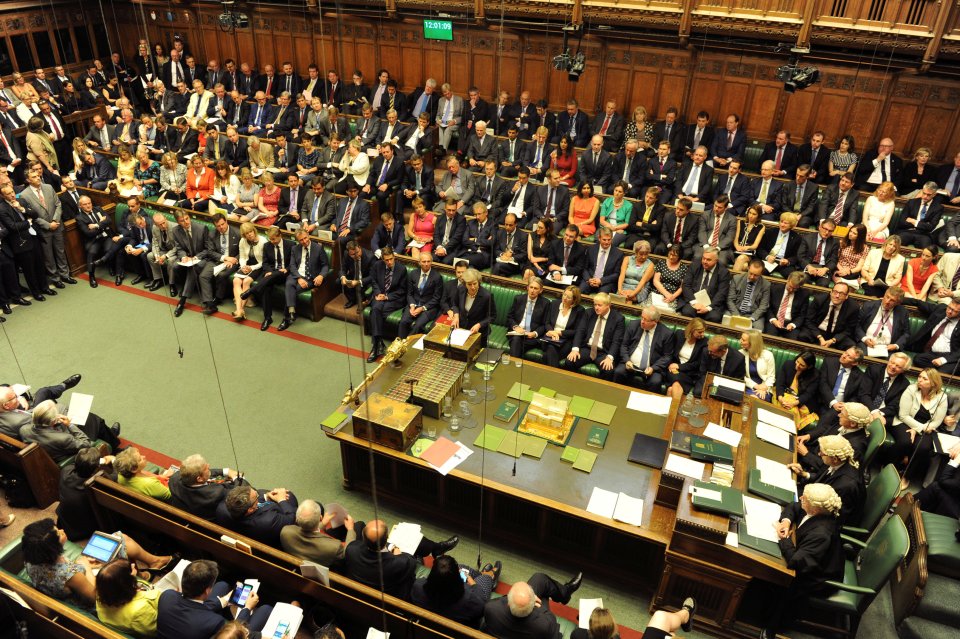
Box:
157 559 272 639
490 213 527 278
764 272 808 339
854 285 910 356
678 247 730 323
280 499 357 568
458 202 495 270
797 218 839 287
57 447 115 541
613 307 674 392
21 400 122 464
168 453 246 521
579 228 623 295
338 240 374 310
915 445 960 518
214 484 298 547
758 212 802 277
342 519 458 600
76 194 128 288
370 211 406 256
906 295 960 374
0 374 81 439
789 435 864 526
725 259 770 330
692 335 746 396
505 277 550 360
244 227 294 331
565 292 624 381
545 224 586 285
278 230 329 332
482 572 584 639
397 252 443 339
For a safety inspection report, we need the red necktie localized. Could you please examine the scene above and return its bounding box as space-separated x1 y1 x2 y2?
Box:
777 292 790 323
813 238 823 264
775 147 783 171
710 215 721 245
674 218 683 244
600 115 610 136
926 319 951 351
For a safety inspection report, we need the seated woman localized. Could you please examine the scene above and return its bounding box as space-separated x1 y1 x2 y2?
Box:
833 223 868 287
109 146 138 196
740 330 775 402
522 218 554 281
598 181 632 247
410 554 500 628
652 245 686 310
22 517 172 606
115 446 175 501
775 351 821 432
617 240 654 305
733 205 765 257
231 169 259 222
20 400 121 464
232 223 264 320
96 558 163 636
405 198 436 259
764 484 844 639
860 234 905 298
885 368 948 491
666 318 707 401
863 181 896 242
253 172 281 227
569 181 600 238
542 285 586 368
900 245 939 301
158 151 187 202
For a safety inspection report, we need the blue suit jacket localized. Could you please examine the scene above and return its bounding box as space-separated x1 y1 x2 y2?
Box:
287 242 330 280
158 589 254 639
213 496 297 547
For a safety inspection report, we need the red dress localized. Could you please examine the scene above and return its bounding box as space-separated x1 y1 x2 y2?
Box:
408 212 436 254
552 152 578 186
570 196 599 237
256 186 281 227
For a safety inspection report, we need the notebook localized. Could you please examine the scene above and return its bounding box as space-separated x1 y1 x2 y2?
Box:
626 433 669 469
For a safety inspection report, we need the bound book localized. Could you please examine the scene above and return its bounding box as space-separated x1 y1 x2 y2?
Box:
747 469 796 506
669 431 693 454
737 526 781 558
627 433 669 470
493 400 519 423
689 435 734 464
586 426 609 449
690 480 745 517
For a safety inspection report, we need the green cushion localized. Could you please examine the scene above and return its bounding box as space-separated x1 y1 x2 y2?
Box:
921 511 960 579
818 559 863 614
844 464 899 536
113 202 129 227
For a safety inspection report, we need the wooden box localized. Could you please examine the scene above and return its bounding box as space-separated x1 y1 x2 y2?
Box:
352 393 422 451
423 324 482 363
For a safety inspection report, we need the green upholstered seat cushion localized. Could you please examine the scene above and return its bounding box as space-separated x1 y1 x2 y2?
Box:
921 511 960 579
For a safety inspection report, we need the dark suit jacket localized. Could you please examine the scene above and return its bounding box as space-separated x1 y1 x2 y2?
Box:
895 197 944 237
818 357 866 411
625 201 665 240
660 211 699 256
581 243 624 289
473 175 510 213
611 152 647 192
797 143 831 183
778 181 820 223
521 142 554 176
797 234 839 272
556 110 590 148
758 229 802 266
590 112 625 149
854 150 903 189
906 306 960 364
75 207 114 250
676 161 715 202
545 240 586 275
645 155 678 192
466 134 498 164
214 496 296 547
224 137 249 169
506 294 550 337
766 282 810 328
777 503 844 591
172 221 213 260
433 213 465 257
543 301 585 343
712 173 753 215
371 222 406 254
0 200 41 253
683 125 716 156
776 359 822 414
171 128 199 162
759 142 800 178
696 347 746 394
698 211 737 252
858 364 909 424
371 261 408 305
530 184 571 225
168 472 243 521
157 589 256 639
750 178 783 212
653 121 685 160
343 541 417 600
377 91 407 120
807 462 865 525
854 301 910 351
574 308 625 361
484 596 559 639
406 268 443 312
261 239 295 273
710 127 746 161
367 155 404 191
404 88 440 122
59 190 81 221
816 185 860 225
803 294 859 343
619 321 674 374
334 197 371 235
493 228 527 266
680 263 731 310
577 150 614 190
460 219 495 256
339 247 375 288
288 242 330 281
401 165 435 204
454 287 496 341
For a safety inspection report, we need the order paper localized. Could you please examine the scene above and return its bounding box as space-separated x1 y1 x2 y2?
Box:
627 391 672 416
755 422 792 450
664 453 706 480
704 422 742 448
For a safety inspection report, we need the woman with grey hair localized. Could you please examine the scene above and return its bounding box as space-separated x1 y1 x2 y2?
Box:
617 239 654 304
115 446 175 501
20 400 121 463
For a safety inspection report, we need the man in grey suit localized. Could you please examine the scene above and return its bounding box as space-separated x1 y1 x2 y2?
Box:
0 375 81 439
433 156 475 213
204 213 241 304
83 114 117 153
19 171 73 287
435 83 463 153
301 177 337 235
150 212 178 294
171 210 216 317
465 121 498 171
694 196 737 265
726 260 771 329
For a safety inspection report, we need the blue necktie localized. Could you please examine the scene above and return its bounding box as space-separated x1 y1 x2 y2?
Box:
523 300 534 331
833 367 845 397
638 330 651 370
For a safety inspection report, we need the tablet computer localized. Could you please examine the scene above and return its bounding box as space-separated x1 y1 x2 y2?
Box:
81 531 123 563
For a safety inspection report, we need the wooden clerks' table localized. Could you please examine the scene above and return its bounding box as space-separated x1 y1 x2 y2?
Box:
326 341 795 639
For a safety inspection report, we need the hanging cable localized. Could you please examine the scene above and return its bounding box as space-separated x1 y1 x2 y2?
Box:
199 315 242 473
0 322 27 383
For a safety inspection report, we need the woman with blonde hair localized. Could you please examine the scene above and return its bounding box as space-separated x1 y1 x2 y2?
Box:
863 181 896 242
158 151 187 201
860 234 906 297
899 146 933 197
232 223 264 320
623 105 654 152
886 367 948 490
740 330 775 401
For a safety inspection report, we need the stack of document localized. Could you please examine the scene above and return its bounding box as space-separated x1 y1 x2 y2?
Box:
626 391 672 416
664 453 706 480
755 421 792 450
755 456 798 501
585 487 644 526
756 407 796 434
387 522 424 555
742 495 783 543
704 422 743 448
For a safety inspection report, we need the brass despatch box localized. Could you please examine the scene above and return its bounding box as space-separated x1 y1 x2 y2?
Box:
423 324 482 363
352 393 423 451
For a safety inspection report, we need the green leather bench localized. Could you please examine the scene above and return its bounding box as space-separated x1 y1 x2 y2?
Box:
921 510 960 580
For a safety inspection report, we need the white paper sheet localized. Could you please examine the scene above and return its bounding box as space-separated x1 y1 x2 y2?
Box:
387 522 424 556
866 345 889 358
367 629 390 639
743 495 782 543
691 485 723 502
579 598 604 629
755 456 797 495
586 487 618 518
693 289 712 309
755 422 792 450
704 422 742 448
435 441 473 476
626 391 672 416
725 531 740 548
664 453 706 480
299 561 330 586
66 392 94 426
11 384 30 396
412 336 425 350
449 328 472 346
937 432 960 452
756 407 796 434
612 493 644 527
713 376 746 392
261 602 304 639
763 260 778 273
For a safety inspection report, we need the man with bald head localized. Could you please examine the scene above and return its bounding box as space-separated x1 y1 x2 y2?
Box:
1 374 81 438
855 137 903 190
483 570 583 639
342 519 459 600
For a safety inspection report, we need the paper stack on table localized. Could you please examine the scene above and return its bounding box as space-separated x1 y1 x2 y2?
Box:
664 453 706 480
704 422 742 448
743 495 782 543
627 391 672 416
756 407 796 434
420 437 473 475
755 456 797 500
755 421 791 450
449 328 472 346
585 487 644 527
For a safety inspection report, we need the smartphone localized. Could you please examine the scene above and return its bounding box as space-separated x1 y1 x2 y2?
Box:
273 621 290 638
230 582 253 606
168 465 179 472
459 567 469 582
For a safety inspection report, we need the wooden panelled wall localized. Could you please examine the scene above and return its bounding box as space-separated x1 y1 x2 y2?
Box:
117 5 960 161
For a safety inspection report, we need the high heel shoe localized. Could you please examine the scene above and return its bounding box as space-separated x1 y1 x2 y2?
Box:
232 310 245 321
141 553 180 578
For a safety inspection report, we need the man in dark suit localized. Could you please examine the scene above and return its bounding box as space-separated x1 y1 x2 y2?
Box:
657 198 699 259
522 128 554 182
682 112 715 160
800 282 859 350
377 81 406 120
614 307 674 392
612 140 647 199
331 181 370 251
496 125 524 178
473 160 510 223
693 335 747 396
277 62 302 97
490 213 527 278
678 247 730 323
465 121 498 171
895 181 942 248
858 354 912 427
205 214 240 303
758 212 803 277
0 122 24 181
506 91 536 140
215 485 296 547
170 117 199 164
817 172 859 226
506 278 551 359
556 99 590 148
675 146 714 204
244 91 273 136
565 293 625 381
432 199 466 266
74 150 116 191
759 130 799 178
223 125 248 172
156 559 272 639
854 285 911 355
545 224 586 284
915 451 960 518
483 573 583 639
222 91 250 132
530 169 571 228
244 228 294 331
58 176 81 221
458 87 490 153
797 218 840 286
814 347 868 436
397 155 435 214
363 142 402 213
370 211 406 256
356 103 383 150
580 228 624 295
765 272 809 339
652 107 685 161
935 151 960 206
577 135 615 193
319 70 342 108
778 165 820 228
590 100 625 152
405 80 440 123
797 132 831 184
234 62 257 98
277 230 329 332
907 297 960 373
854 137 903 191
0 185 49 300
75 195 127 289
647 141 679 204
624 187 665 248
367 247 408 361
711 159 753 216
338 240 375 309
710 114 746 168
396 252 443 339
695 196 737 265
201 123 228 166
751 161 783 221
171 210 213 317
531 100 556 142
459 202 496 269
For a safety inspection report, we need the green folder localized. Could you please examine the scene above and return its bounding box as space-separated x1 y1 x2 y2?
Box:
690 480 745 517
588 402 617 425
554 393 572 404
507 382 532 402
747 469 797 506
474 425 508 451
523 437 548 459
321 411 349 428
738 528 782 558
689 435 735 464
568 396 595 418
537 387 557 398
572 449 597 473
498 431 527 458
561 446 580 463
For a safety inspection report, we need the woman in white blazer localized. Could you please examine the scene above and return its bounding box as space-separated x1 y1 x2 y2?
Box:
860 234 906 298
740 330 776 402
889 368 948 490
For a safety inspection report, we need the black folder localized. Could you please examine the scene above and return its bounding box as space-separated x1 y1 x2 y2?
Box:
627 433 669 469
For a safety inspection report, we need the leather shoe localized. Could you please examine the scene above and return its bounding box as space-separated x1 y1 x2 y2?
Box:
44 288 57 296
62 374 82 390
240 289 254 301
202 304 216 315
174 298 186 317
681 597 696 633
432 535 459 557
33 294 46 302
63 276 77 284
343 297 356 309
12 298 30 306
109 423 121 437
170 286 179 298
1 304 11 314
147 280 162 291
277 315 294 331
366 348 380 363
562 571 583 600
115 275 124 286
53 281 66 289
260 318 272 331
131 275 145 285
89 277 99 288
